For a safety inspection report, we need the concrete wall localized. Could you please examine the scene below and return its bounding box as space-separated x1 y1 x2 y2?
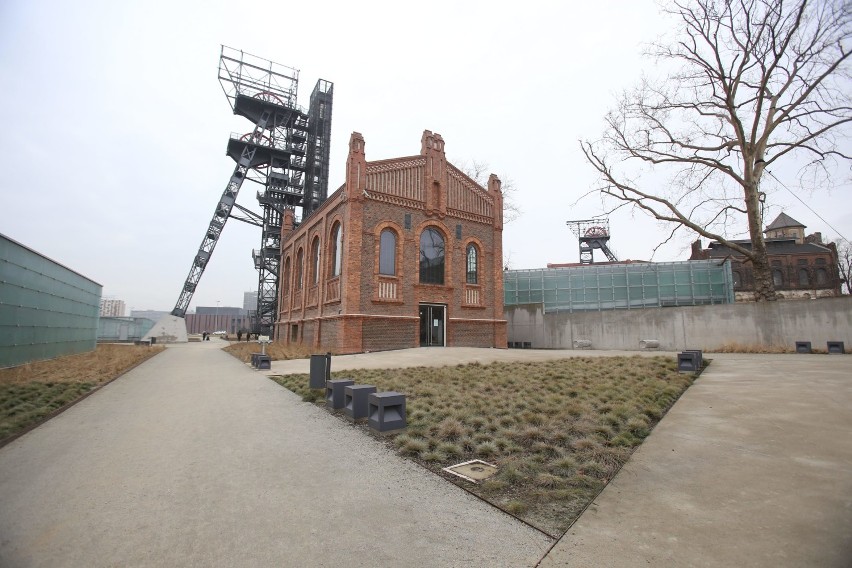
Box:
506 296 852 351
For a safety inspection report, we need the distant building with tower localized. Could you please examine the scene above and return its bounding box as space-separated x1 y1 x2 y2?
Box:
690 212 841 301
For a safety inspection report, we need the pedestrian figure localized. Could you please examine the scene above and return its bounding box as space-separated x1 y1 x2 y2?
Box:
202 331 208 341
237 330 243 341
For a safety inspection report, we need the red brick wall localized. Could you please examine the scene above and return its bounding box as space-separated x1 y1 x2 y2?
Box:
361 317 419 352
450 320 508 348
276 130 506 353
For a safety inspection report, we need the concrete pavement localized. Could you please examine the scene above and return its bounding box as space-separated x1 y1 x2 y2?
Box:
270 348 852 567
538 352 852 567
1 344 851 566
0 341 551 567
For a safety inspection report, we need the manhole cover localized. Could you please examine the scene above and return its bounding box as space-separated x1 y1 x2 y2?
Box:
443 459 499 483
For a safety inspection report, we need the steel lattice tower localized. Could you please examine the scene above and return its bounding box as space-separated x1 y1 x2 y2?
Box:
566 218 618 264
171 46 333 338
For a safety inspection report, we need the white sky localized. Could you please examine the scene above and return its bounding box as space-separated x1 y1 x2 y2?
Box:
1 0 849 313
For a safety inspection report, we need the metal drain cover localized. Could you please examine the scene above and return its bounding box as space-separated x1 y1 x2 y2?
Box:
443 459 499 483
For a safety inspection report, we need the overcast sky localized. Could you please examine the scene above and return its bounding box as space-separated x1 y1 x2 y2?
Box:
2 0 849 314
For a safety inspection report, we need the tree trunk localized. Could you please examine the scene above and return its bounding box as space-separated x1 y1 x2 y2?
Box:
744 181 776 302
751 248 776 301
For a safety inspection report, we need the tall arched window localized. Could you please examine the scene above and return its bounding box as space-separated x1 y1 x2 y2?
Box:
419 227 445 284
466 244 478 284
311 237 320 284
282 257 291 294
331 223 342 277
379 229 397 276
772 269 783 288
798 268 809 286
816 268 828 285
295 248 304 290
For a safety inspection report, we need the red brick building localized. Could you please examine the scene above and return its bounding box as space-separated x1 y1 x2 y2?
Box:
275 130 507 353
690 213 841 301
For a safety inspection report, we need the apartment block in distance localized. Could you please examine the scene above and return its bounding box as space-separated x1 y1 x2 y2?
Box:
99 298 126 317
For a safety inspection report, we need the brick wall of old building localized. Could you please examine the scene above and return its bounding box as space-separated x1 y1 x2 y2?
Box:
275 130 506 354
361 316 419 352
449 319 506 348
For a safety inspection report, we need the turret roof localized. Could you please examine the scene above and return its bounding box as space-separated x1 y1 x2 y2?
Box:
764 212 805 232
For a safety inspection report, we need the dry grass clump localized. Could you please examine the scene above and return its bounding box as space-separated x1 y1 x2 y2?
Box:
0 344 164 385
270 355 694 537
223 341 316 363
707 342 793 353
0 344 165 442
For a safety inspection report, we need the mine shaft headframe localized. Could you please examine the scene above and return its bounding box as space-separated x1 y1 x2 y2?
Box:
218 45 301 111
566 218 618 264
566 218 611 239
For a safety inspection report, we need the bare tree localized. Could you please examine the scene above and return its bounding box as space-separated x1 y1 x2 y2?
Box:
837 239 852 294
581 0 851 301
458 160 522 224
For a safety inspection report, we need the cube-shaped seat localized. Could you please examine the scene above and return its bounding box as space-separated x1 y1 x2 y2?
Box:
368 392 406 433
795 341 812 354
344 385 376 420
326 379 354 410
256 355 271 370
677 352 699 372
827 341 845 354
682 349 703 368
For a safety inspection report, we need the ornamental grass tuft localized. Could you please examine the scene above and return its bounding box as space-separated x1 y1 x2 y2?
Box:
269 355 695 537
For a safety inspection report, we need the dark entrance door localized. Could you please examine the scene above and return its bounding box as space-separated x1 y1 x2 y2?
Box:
419 304 445 346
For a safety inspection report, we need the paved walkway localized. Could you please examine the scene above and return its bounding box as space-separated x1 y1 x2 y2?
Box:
539 352 852 568
0 343 550 567
1 345 851 566
271 347 852 567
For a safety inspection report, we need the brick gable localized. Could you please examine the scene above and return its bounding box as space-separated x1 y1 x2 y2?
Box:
275 130 506 352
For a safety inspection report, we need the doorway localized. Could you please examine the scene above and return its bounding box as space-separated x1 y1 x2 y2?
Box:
419 304 445 347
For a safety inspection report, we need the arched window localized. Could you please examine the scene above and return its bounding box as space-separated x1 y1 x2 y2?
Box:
798 268 809 286
732 270 741 288
772 269 783 288
466 244 478 284
816 268 828 285
419 227 445 284
282 257 291 294
330 223 342 277
296 248 304 290
379 229 397 275
311 237 320 284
